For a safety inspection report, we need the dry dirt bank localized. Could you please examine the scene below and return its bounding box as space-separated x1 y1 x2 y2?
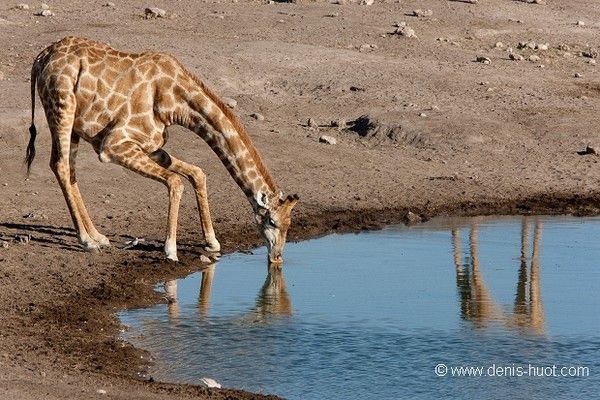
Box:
0 0 599 398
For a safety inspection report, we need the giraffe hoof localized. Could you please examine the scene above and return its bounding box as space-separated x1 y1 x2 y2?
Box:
166 254 179 262
81 241 101 253
204 242 221 254
93 234 111 247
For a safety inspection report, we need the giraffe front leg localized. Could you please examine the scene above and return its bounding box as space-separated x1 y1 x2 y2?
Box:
149 150 221 256
105 140 184 261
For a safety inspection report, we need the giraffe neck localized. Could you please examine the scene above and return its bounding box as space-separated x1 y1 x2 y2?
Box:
172 74 278 211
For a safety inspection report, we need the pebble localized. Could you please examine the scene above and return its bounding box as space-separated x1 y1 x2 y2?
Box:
331 119 346 129
476 56 491 64
581 48 598 59
528 54 541 62
518 41 536 50
394 22 416 38
418 112 427 117
144 7 166 18
581 145 599 156
576 20 585 26
360 0 374 5
509 53 524 61
223 97 237 108
103 1 115 6
35 9 54 16
96 389 107 395
574 73 583 78
494 42 504 49
0 241 8 249
199 378 221 389
588 59 597 65
319 135 337 145
250 112 264 121
404 211 422 225
40 3 49 9
307 118 318 129
16 3 29 10
536 43 549 51
411 9 433 17
359 43 377 52
557 44 570 51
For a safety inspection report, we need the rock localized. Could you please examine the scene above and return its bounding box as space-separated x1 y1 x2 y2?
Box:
199 378 221 389
476 56 491 64
509 53 524 61
579 145 599 156
393 22 416 38
359 43 377 52
16 3 29 10
96 389 107 395
35 9 54 16
223 97 237 108
144 7 166 18
418 112 427 117
103 2 115 6
494 42 504 49
576 20 585 26
404 211 422 225
319 135 337 145
518 41 536 50
536 43 549 51
574 73 583 78
307 118 318 129
331 119 346 129
533 0 546 4
0 241 8 249
588 59 597 65
557 44 570 51
528 54 541 62
15 234 31 244
411 9 433 17
250 112 264 121
360 0 374 5
581 48 598 59
40 3 49 9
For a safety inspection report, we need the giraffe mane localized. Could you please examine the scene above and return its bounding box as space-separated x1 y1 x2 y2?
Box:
181 66 277 193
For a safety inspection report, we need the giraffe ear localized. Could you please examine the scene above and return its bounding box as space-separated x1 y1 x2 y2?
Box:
255 191 269 209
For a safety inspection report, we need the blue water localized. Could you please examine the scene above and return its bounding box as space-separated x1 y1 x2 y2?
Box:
119 216 600 399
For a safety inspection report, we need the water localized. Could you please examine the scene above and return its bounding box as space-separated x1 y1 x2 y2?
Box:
119 216 600 399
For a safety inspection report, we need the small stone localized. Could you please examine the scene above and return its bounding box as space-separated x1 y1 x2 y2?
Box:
331 119 346 129
419 112 427 117
40 3 49 9
476 56 491 64
307 118 318 129
0 241 9 249
533 0 546 4
15 234 31 244
518 41 536 50
588 59 597 65
199 378 221 389
16 3 29 10
536 43 549 51
574 73 583 78
35 9 53 16
223 97 237 108
394 23 416 38
563 52 572 58
528 54 541 62
103 1 115 6
509 53 524 61
250 112 264 121
360 0 374 5
144 7 166 18
580 145 599 156
319 135 337 145
96 389 107 395
581 48 598 58
557 44 570 51
495 42 504 49
404 211 422 225
576 20 585 26
411 9 433 17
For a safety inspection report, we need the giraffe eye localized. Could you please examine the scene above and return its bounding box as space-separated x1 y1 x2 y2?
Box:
266 217 278 228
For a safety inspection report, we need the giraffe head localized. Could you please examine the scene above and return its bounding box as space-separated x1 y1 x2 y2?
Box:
255 193 299 265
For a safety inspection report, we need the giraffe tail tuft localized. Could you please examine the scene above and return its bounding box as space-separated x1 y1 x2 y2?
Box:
25 58 39 177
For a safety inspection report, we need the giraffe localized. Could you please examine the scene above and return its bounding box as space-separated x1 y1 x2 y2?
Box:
26 36 299 264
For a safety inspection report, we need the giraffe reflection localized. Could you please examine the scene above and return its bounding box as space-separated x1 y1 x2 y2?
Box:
164 263 291 321
453 217 545 335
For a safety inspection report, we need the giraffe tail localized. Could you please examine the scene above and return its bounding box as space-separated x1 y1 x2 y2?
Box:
25 59 39 177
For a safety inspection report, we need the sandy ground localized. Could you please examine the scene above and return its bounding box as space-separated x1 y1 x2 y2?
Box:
0 0 599 398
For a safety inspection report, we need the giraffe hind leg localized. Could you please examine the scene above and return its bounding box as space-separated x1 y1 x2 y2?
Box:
69 133 110 247
46 97 101 252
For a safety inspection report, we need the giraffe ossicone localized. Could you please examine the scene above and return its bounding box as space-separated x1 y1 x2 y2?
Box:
26 36 299 264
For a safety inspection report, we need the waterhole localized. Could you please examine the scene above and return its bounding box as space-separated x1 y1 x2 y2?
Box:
119 216 600 399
